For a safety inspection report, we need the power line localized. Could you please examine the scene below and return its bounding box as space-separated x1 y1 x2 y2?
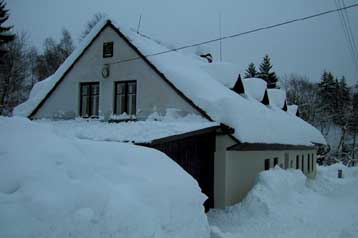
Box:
109 3 358 66
341 0 358 72
334 0 358 72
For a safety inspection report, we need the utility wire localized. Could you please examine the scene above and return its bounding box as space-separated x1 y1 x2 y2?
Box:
108 3 358 66
340 0 358 72
334 0 358 72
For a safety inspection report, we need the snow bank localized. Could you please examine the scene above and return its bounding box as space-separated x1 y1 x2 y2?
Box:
38 113 218 143
208 165 358 238
0 117 210 238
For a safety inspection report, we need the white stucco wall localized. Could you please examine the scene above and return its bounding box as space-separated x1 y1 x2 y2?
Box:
33 25 200 120
214 135 317 208
225 149 317 206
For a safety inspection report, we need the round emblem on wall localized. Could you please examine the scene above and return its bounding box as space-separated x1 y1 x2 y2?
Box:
102 64 110 78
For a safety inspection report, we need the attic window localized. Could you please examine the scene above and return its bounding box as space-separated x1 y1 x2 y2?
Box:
103 42 113 58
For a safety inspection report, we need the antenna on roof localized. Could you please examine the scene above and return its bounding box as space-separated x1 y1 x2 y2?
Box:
137 14 142 34
219 13 223 62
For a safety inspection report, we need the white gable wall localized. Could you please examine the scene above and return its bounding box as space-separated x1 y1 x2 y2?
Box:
33 25 201 120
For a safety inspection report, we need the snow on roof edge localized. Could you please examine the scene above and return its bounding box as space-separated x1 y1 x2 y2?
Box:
13 19 110 117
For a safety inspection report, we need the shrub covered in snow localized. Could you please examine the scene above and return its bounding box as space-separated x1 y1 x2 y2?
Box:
0 117 210 238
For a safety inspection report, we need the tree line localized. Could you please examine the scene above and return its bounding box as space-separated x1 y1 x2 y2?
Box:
0 3 104 115
243 54 279 88
284 72 358 159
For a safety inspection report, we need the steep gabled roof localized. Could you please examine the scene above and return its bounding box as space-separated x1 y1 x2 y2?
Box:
14 18 326 146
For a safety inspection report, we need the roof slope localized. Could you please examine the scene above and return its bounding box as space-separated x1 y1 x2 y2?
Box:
14 19 326 146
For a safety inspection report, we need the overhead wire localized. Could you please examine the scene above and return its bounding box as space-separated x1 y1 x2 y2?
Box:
108 3 358 66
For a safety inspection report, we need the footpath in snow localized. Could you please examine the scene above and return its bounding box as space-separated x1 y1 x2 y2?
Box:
208 164 358 238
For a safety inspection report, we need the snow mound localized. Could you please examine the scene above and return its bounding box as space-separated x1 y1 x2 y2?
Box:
208 165 358 238
242 78 267 101
0 117 210 238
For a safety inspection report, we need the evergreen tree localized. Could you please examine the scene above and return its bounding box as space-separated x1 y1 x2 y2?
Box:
348 86 358 159
244 63 257 78
257 54 278 88
334 76 351 126
316 71 336 135
0 0 15 63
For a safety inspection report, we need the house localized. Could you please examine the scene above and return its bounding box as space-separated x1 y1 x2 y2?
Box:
14 18 326 210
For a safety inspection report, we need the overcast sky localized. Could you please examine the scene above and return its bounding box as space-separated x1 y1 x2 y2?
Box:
8 0 358 85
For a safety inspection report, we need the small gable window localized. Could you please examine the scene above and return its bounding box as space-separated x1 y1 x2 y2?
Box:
114 81 137 116
103 42 113 58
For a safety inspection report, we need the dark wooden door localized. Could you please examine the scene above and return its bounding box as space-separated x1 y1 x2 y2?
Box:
151 132 215 210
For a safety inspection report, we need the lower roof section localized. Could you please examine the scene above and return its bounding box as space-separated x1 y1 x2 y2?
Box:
227 142 315 151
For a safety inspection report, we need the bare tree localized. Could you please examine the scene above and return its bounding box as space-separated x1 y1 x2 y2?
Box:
79 13 106 42
0 32 31 115
34 28 74 80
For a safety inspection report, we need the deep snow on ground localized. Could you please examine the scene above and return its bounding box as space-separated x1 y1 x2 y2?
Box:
208 165 358 238
0 117 210 238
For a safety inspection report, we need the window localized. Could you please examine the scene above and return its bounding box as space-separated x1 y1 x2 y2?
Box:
307 154 311 173
311 154 315 172
284 153 289 169
114 81 137 116
103 42 113 58
265 159 270 170
301 155 304 173
80 82 99 117
274 158 278 167
296 155 300 169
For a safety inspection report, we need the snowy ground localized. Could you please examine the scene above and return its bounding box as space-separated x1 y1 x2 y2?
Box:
208 164 358 238
0 117 210 238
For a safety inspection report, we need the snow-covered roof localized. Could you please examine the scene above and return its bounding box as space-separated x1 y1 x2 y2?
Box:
38 114 218 144
242 78 267 101
267 89 287 109
14 18 326 146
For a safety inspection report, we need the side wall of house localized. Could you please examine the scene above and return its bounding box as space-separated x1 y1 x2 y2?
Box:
33 26 200 120
224 149 317 206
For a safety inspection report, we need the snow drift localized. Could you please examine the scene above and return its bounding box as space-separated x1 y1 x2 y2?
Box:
208 165 358 238
0 117 210 238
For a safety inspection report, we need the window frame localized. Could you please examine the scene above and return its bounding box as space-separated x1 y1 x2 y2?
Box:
103 41 114 58
113 80 137 116
79 82 100 118
296 155 300 169
273 157 278 167
264 159 270 171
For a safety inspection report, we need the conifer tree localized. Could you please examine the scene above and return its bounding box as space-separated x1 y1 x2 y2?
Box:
348 86 358 159
257 54 278 88
244 63 257 78
316 71 336 135
0 0 15 63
